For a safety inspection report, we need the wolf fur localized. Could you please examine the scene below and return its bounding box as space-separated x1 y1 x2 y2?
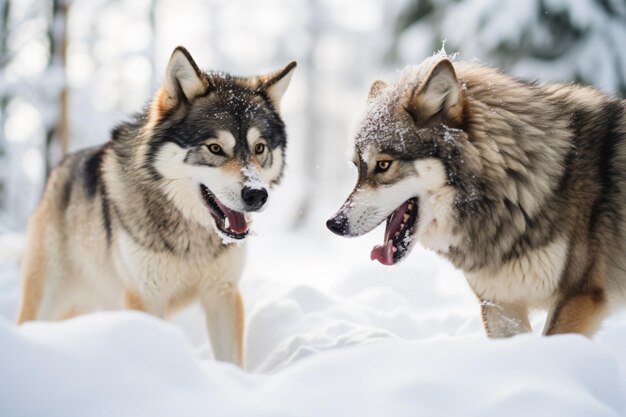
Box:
17 46 296 367
327 52 626 337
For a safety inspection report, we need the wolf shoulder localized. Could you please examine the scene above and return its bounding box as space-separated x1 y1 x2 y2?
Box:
44 145 106 198
33 145 111 234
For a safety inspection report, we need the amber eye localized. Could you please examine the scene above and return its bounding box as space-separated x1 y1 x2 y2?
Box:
376 160 392 173
254 143 266 155
208 144 223 155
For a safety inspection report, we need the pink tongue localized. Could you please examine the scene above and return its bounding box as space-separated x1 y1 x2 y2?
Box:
215 200 248 234
370 240 394 266
370 202 409 266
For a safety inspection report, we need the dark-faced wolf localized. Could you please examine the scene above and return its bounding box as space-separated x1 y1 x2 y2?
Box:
327 52 626 338
18 46 296 367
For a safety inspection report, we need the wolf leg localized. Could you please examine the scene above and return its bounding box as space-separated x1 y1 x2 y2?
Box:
201 287 244 367
17 262 46 324
18 246 78 323
543 289 607 336
124 288 166 318
17 218 49 323
19 274 82 323
480 300 531 337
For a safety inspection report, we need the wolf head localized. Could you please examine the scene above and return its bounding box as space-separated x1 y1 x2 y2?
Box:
327 56 475 265
130 46 296 241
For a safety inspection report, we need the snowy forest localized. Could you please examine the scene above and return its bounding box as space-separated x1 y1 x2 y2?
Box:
2 0 625 231
1 0 626 416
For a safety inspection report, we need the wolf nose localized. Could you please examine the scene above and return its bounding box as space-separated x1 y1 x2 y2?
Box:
241 187 268 211
326 216 348 236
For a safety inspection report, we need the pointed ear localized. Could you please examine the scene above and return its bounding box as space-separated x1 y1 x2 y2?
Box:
259 61 297 110
411 59 462 120
368 80 387 101
160 46 207 111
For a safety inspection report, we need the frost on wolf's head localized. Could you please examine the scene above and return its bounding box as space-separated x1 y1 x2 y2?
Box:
353 48 458 158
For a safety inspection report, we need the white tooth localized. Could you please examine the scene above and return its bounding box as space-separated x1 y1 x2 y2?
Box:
224 217 230 229
394 232 400 238
403 213 410 221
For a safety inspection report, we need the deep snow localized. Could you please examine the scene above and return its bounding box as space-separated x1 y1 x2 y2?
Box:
1 228 625 416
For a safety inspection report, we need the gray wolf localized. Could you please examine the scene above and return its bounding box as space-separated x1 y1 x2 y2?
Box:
327 52 626 337
17 46 296 367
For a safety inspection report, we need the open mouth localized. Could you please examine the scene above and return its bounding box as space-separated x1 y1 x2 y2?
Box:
200 185 249 240
370 198 419 266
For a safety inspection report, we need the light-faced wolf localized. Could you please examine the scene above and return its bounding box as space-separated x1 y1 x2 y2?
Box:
18 46 296 367
327 52 626 338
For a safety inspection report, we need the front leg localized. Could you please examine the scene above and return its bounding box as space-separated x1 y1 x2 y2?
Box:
543 288 606 337
124 288 166 318
200 286 244 367
480 300 532 337
543 252 608 337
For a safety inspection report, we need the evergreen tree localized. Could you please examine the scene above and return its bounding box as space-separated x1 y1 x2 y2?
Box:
391 0 626 95
0 0 9 212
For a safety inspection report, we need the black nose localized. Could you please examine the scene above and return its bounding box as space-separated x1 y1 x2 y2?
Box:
241 187 268 211
326 216 348 236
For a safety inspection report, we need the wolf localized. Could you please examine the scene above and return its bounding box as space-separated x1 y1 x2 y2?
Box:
17 46 296 367
327 52 626 338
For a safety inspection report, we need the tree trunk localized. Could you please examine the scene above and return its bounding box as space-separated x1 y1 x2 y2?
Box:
0 0 11 210
293 0 321 228
45 0 69 177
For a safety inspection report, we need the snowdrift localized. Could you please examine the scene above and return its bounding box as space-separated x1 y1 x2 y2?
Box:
1 232 625 416
2 312 625 417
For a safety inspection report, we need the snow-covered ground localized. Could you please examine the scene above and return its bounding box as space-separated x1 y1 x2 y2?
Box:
1 226 625 416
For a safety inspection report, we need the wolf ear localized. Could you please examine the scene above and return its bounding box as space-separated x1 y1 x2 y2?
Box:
368 80 387 101
259 61 297 110
161 46 207 110
412 59 462 120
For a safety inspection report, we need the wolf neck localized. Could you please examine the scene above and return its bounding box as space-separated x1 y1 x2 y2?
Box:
103 125 225 255
441 64 575 272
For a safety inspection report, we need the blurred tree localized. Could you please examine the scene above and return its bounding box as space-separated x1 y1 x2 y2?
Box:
45 0 69 176
149 0 158 88
391 0 626 95
0 0 71 229
293 0 322 228
0 0 9 210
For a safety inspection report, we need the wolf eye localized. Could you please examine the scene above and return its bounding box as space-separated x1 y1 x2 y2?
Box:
254 143 266 155
208 144 224 155
375 160 392 173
